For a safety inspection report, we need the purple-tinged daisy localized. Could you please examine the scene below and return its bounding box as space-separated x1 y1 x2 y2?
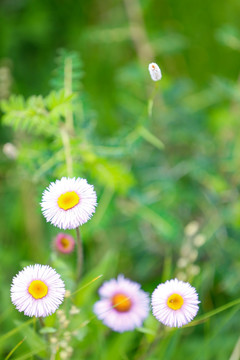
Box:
41 177 97 230
151 278 200 327
148 62 162 81
11 264 65 317
54 233 75 254
93 275 149 333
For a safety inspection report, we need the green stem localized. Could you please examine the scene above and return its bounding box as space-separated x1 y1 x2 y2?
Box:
71 275 102 297
60 126 73 177
60 55 75 177
50 353 56 360
5 337 26 360
122 0 154 63
39 317 45 327
0 319 34 345
76 227 83 282
135 324 163 360
148 82 159 118
93 186 114 225
185 297 240 327
136 297 240 359
64 57 74 134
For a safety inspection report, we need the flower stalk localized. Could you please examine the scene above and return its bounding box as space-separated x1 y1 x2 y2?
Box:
76 226 83 282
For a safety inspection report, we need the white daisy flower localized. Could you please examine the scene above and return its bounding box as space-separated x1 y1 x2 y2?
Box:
41 177 97 230
151 278 200 327
148 62 162 81
11 264 65 318
93 275 150 333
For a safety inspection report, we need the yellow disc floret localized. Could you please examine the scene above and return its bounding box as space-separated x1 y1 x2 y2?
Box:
167 293 184 310
60 237 70 249
112 293 132 312
57 191 80 211
28 280 48 299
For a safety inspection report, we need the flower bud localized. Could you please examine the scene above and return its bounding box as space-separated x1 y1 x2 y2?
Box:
148 62 162 81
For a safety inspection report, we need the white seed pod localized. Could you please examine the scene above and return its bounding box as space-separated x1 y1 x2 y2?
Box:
187 264 200 276
176 272 187 281
60 351 69 360
184 221 199 237
177 258 188 269
59 340 68 348
3 142 18 159
69 305 80 315
50 337 58 344
64 290 71 298
193 234 206 247
148 63 162 81
63 320 70 328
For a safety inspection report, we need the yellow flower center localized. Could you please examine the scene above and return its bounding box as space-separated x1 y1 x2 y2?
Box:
28 280 48 299
167 293 184 310
57 191 80 211
60 237 70 249
112 293 132 312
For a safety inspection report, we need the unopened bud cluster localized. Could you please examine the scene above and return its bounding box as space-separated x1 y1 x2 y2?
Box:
176 221 206 281
49 303 82 359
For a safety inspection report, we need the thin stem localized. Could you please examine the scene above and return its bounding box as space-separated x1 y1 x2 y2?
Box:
33 316 37 332
60 126 73 177
185 296 240 327
4 337 26 360
0 319 34 344
122 0 154 63
76 227 83 282
135 325 163 360
61 55 74 177
92 186 114 225
70 275 103 297
39 317 45 327
148 82 159 118
64 57 74 134
33 149 62 182
50 352 57 360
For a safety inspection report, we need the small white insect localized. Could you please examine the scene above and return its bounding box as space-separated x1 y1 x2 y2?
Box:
148 62 162 81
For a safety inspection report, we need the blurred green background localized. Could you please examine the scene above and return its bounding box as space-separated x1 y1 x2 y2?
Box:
1 0 240 359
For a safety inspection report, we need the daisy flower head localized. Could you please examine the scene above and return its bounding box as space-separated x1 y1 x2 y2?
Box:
11 264 65 317
93 275 150 333
151 278 200 328
148 62 162 81
54 233 75 254
41 177 97 230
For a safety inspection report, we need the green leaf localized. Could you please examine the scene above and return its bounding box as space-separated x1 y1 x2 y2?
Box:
39 327 57 334
14 320 48 358
137 205 181 241
74 251 118 307
138 125 164 150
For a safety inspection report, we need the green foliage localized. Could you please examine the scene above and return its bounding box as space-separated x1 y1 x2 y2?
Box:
15 320 47 358
1 1 240 359
216 25 240 51
1 90 75 136
50 49 84 92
